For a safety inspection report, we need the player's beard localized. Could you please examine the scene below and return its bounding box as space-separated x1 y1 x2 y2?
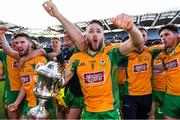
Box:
19 44 30 57
87 38 103 52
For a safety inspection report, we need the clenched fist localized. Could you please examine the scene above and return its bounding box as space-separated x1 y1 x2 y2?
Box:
112 13 134 31
0 25 8 34
42 0 60 18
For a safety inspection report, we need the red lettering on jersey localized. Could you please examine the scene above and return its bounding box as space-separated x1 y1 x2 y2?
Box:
165 59 179 70
83 71 104 84
133 63 147 73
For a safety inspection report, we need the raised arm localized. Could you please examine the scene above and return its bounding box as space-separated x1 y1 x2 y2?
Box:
112 14 144 55
0 26 20 59
42 0 87 51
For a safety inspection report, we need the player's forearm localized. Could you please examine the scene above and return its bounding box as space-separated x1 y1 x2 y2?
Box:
25 48 46 61
0 34 19 59
14 87 26 105
55 13 87 51
128 25 144 48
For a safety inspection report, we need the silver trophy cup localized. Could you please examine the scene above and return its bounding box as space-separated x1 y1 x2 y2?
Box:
28 61 64 119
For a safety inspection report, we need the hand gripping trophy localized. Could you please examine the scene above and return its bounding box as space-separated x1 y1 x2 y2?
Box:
28 56 65 119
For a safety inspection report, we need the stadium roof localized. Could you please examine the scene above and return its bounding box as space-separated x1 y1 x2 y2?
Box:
1 9 180 37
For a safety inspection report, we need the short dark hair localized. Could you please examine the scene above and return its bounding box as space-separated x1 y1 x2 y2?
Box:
138 27 147 33
158 24 178 35
87 19 104 30
13 32 31 41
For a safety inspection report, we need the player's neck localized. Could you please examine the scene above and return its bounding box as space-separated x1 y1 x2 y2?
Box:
168 39 179 52
88 49 98 56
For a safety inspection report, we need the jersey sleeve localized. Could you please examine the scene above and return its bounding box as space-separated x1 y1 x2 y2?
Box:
108 48 128 64
66 53 80 73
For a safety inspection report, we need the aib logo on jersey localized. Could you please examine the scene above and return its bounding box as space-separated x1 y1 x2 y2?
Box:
83 71 104 84
133 63 147 73
153 69 163 74
165 59 179 70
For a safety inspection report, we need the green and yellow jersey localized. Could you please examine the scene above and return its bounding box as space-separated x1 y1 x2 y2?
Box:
124 47 160 96
162 42 180 95
7 56 21 91
20 56 47 107
67 46 125 112
0 50 21 92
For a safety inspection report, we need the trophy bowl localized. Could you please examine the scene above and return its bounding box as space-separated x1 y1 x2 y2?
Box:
28 61 64 119
36 61 61 79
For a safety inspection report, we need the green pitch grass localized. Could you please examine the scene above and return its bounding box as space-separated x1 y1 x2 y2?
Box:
0 81 6 119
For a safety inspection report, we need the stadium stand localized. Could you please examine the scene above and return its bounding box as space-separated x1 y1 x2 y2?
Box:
1 9 180 45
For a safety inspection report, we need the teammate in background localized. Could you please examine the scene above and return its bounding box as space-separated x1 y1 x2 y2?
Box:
56 31 84 119
47 37 62 61
51 37 62 53
148 40 167 120
0 34 23 119
122 27 162 119
37 36 62 62
115 38 126 118
43 1 144 119
117 60 126 119
157 24 180 119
